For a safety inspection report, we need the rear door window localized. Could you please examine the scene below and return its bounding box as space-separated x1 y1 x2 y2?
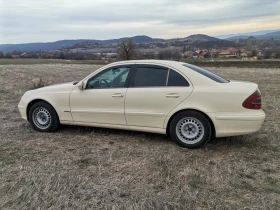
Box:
133 66 168 87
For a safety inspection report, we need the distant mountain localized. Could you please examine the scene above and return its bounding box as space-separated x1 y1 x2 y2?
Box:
217 29 280 39
186 34 220 41
2 31 277 53
226 35 250 39
165 34 239 49
119 35 164 44
224 31 280 40
95 35 164 45
0 35 164 52
0 40 100 52
256 31 280 39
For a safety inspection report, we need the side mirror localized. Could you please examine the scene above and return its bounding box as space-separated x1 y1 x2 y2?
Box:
78 81 84 90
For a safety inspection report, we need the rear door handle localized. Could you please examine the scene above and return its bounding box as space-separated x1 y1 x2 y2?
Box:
165 93 180 98
112 93 124 98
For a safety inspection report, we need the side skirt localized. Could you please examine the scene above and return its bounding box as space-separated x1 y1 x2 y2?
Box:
60 121 166 135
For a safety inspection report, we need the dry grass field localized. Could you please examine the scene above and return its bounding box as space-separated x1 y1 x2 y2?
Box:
0 63 279 209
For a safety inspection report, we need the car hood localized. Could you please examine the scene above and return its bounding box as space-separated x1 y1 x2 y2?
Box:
31 82 77 93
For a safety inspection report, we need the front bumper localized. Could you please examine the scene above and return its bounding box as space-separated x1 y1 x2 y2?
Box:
18 105 27 120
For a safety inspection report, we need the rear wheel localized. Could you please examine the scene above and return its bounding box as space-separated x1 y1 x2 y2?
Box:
169 111 211 148
29 102 60 132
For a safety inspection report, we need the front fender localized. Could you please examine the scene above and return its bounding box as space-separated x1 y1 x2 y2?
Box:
18 91 73 122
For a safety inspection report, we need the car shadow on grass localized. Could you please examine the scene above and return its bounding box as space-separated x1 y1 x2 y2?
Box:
57 125 261 150
59 124 172 143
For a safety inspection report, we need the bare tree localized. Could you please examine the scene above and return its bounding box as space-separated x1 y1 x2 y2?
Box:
251 49 257 57
117 39 137 60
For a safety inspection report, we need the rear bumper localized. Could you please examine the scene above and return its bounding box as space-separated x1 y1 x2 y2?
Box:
209 110 265 137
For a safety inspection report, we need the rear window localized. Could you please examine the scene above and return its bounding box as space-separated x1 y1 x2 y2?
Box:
182 63 229 83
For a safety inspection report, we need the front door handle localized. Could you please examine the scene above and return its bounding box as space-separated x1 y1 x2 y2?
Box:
112 93 124 98
165 93 180 98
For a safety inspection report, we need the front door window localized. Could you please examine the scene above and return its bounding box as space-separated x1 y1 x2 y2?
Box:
86 67 130 89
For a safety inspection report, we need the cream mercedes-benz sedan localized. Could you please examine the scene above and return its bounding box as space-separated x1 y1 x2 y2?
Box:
18 60 265 148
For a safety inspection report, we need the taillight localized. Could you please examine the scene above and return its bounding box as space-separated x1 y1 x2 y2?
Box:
242 90 261 109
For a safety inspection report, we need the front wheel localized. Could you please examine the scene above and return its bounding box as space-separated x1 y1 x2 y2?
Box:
28 102 60 132
169 111 211 148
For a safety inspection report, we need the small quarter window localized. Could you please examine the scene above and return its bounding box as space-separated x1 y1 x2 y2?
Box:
168 70 189 86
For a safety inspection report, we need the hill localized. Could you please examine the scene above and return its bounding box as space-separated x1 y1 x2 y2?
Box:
257 31 280 39
216 29 280 39
0 40 99 52
186 34 220 41
0 36 164 52
226 31 280 40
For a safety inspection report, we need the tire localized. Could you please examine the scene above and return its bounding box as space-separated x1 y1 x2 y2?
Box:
169 110 211 149
28 101 60 132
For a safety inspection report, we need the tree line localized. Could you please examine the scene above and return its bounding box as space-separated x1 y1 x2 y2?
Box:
1 39 280 60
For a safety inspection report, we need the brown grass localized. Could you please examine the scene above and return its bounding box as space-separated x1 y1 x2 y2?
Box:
0 58 280 68
0 64 279 209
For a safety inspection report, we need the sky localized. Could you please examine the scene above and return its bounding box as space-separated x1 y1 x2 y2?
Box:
0 0 279 44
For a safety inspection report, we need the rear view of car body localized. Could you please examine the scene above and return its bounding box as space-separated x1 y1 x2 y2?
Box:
170 64 265 138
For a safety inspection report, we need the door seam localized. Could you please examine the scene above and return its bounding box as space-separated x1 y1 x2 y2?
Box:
124 87 129 125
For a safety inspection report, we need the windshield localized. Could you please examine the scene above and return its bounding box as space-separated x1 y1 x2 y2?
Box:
182 63 229 83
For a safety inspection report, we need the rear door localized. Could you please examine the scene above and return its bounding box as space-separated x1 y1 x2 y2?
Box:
125 64 193 128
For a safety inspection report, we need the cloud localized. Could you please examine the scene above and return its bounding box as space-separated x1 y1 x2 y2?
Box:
0 0 279 43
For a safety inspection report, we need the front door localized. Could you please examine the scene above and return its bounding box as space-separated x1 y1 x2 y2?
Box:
125 65 193 128
70 66 131 125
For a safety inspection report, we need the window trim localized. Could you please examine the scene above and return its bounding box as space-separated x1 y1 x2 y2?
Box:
85 65 132 90
129 64 190 88
166 69 170 86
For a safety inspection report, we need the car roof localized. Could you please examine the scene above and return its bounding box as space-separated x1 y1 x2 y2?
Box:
111 59 182 66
